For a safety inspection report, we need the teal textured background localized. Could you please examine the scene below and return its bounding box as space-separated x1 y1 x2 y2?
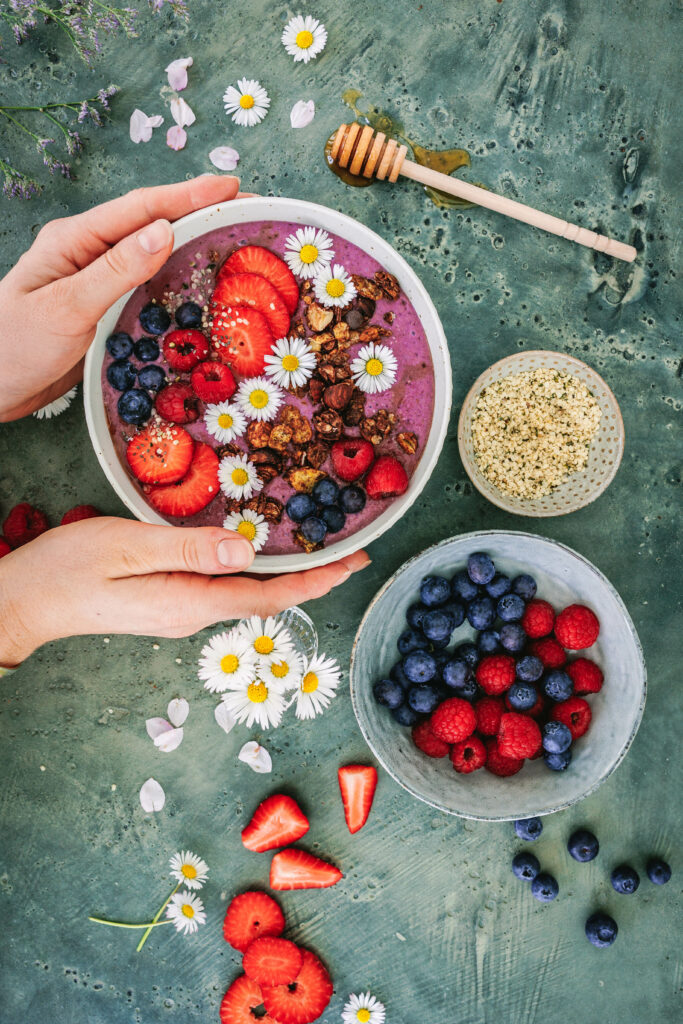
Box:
0 1 681 1021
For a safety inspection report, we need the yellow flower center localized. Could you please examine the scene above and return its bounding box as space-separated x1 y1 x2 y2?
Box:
231 467 249 486
254 635 274 655
302 671 319 693
237 521 256 542
247 681 268 703
356 1011 371 1024
217 413 233 429
181 904 195 919
220 653 239 674
239 94 255 109
299 244 318 264
281 354 300 371
296 29 314 48
366 358 383 376
271 660 289 678
181 864 198 879
249 389 269 409
326 279 345 298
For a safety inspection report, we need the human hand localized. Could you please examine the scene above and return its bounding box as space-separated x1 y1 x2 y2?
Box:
0 174 243 422
0 518 370 666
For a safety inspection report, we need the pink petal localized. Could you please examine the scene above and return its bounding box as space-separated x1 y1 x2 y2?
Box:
146 716 173 740
238 741 272 773
170 96 196 128
154 726 184 752
166 125 187 151
165 56 193 92
130 108 153 144
209 146 240 171
148 115 165 128
140 777 165 812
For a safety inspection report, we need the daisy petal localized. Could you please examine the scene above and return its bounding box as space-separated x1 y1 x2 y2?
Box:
215 702 237 734
170 96 196 128
238 741 273 773
165 56 193 91
154 726 184 752
290 99 315 129
33 386 77 419
140 777 165 812
167 125 188 150
146 716 173 741
209 146 240 171
167 698 189 728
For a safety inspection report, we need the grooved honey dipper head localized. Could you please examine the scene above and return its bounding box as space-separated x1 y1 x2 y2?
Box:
331 123 408 182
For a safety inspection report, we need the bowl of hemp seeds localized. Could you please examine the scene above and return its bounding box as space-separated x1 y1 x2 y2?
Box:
457 351 624 517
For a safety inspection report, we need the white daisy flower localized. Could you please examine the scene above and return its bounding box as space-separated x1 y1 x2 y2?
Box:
166 891 206 935
218 453 263 501
33 386 77 419
169 850 209 891
204 401 247 444
284 226 334 279
342 992 386 1024
313 263 357 308
351 342 398 394
223 508 270 553
293 652 342 720
220 677 287 730
281 14 327 63
260 649 304 691
236 376 283 422
239 614 294 664
263 336 317 389
198 628 258 693
223 78 270 127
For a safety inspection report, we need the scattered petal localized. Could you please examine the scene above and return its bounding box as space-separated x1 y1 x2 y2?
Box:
167 125 187 150
167 698 189 727
140 777 165 812
165 56 193 92
148 115 165 128
146 716 173 741
238 741 273 773
170 96 196 128
215 701 237 735
290 99 315 129
130 108 163 144
154 726 184 752
209 146 240 171
33 386 77 419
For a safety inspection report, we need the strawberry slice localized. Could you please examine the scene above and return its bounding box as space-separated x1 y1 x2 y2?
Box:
163 328 210 371
222 890 285 952
190 360 237 403
338 765 378 834
211 303 274 378
269 849 343 891
126 423 194 484
241 794 309 853
243 937 303 987
213 272 291 339
221 245 300 315
145 442 219 517
261 949 333 1024
220 975 276 1024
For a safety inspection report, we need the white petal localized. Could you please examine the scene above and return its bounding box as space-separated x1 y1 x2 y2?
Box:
140 777 165 812
165 56 193 91
290 99 315 129
170 96 196 128
167 698 189 727
215 702 237 735
146 716 173 740
154 726 184 752
166 125 187 150
209 146 240 171
130 108 154 143
238 741 272 773
148 115 165 128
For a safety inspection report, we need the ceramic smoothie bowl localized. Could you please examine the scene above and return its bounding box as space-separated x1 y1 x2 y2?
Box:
84 197 451 573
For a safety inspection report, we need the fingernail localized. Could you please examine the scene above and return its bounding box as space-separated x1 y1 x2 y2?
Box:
138 219 172 254
355 555 372 571
333 568 352 588
217 538 253 569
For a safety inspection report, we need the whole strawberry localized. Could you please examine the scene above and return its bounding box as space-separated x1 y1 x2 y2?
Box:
3 503 49 547
554 604 600 649
476 654 516 695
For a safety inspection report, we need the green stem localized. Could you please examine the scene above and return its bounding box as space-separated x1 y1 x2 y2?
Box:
0 109 41 143
88 917 174 930
136 883 180 953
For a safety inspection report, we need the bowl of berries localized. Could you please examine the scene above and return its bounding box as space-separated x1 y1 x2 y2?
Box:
83 196 451 572
350 531 646 820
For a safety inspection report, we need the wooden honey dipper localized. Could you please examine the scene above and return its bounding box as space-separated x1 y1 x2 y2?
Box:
331 123 636 264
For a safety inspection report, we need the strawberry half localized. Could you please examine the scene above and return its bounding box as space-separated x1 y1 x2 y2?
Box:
154 383 200 425
269 849 343 891
222 890 285 952
211 303 274 378
213 272 291 339
2 503 49 547
365 455 409 500
243 937 303 987
190 360 237 403
222 245 300 315
241 794 310 853
145 442 219 518
220 975 275 1024
163 329 210 371
338 765 378 834
331 438 375 482
60 505 102 525
262 949 333 1024
126 424 194 485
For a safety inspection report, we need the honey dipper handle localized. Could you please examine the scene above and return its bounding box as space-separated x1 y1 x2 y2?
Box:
400 158 636 263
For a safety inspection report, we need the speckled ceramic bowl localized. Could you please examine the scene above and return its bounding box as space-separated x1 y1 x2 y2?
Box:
350 530 646 820
458 351 624 517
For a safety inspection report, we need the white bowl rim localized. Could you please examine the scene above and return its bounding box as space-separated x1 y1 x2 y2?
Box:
84 196 452 574
349 528 647 821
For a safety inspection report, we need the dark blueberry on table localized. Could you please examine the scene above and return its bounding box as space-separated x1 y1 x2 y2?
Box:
422 609 454 643
477 628 501 653
512 573 537 600
531 872 559 903
441 600 465 629
467 551 495 585
512 852 541 882
300 516 327 544
373 678 404 709
175 300 203 329
499 623 528 653
392 703 419 727
542 720 572 753
312 477 340 506
407 683 441 714
406 602 429 631
451 569 480 602
543 669 573 702
105 331 134 359
453 642 480 667
137 364 166 391
397 628 430 656
133 336 161 362
442 659 472 690
516 654 544 682
321 504 345 533
515 817 543 841
585 912 618 948
611 864 640 895
568 829 600 862
139 301 171 335
646 858 672 885
286 493 317 522
390 662 411 689
544 748 572 771
403 651 437 684
106 358 137 391
117 388 152 425
339 484 366 514
508 682 538 712
486 573 511 599
467 595 496 630
420 575 451 607
497 593 525 622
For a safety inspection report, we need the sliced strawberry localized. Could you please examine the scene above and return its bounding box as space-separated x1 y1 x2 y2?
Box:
2 503 49 547
222 890 285 952
190 359 237 403
269 849 343 891
154 382 200 424
211 303 274 378
338 765 378 834
145 442 219 518
220 975 276 1024
213 272 291 339
126 423 194 485
163 328 210 371
365 455 409 500
243 937 303 987
0 537 13 558
241 794 310 853
262 949 333 1024
331 438 375 482
222 245 300 315
60 505 102 525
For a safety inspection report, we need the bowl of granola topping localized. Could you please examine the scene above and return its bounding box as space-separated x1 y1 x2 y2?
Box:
457 351 624 517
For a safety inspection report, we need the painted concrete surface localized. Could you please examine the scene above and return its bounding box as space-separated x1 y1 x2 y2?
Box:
0 1 680 1021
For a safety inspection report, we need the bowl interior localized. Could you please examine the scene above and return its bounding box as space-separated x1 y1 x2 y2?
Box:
350 530 645 820
458 351 624 517
84 197 452 574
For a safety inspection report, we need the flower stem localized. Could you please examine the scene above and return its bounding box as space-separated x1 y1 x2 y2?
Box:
136 883 180 953
88 917 174 930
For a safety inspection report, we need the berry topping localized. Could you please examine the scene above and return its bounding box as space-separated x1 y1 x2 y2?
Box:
542 720 572 753
222 890 285 952
467 551 495 585
646 858 672 885
531 872 559 902
286 493 317 523
338 764 378 834
118 388 153 425
331 438 375 482
133 336 160 362
311 477 340 506
105 331 134 359
321 505 345 533
476 654 516 695
211 303 274 378
60 505 101 525
163 328 210 371
137 364 166 391
550 695 592 739
566 657 604 694
512 852 541 881
269 849 343 890
450 735 487 773
219 974 269 1024
514 817 543 841
543 669 574 703
521 599 556 638
139 301 171 336
475 696 505 736
498 712 542 759
213 272 291 339
126 424 194 484
339 484 366 514
430 697 476 743
300 515 327 544
554 604 600 649
243 937 303 987
585 911 618 948
411 719 450 758
568 829 599 862
241 794 310 853
146 442 219 518
3 503 49 547
154 382 200 424
365 455 409 500
530 637 567 669
106 358 137 391
261 949 333 1024
222 245 300 315
190 359 237 403
611 864 640 895
175 300 203 329
484 738 523 777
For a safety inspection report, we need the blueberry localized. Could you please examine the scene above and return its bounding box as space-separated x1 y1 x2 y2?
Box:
499 622 528 653
175 300 203 328
137 364 166 391
477 628 500 653
420 575 451 607
300 516 327 544
512 852 541 882
531 872 559 902
339 484 366 514
611 864 640 895
408 683 441 714
451 569 480 602
389 662 411 689
139 301 171 335
106 331 134 359
107 359 137 391
543 669 573 702
516 655 544 682
133 336 160 362
118 388 152 424
568 829 600 862
403 651 437 684
486 573 511 599
312 478 340 506
512 573 537 600
321 505 346 533
646 858 672 885
406 602 429 631
585 912 618 948
508 682 538 711
497 593 525 622
373 678 404 709
441 600 465 629
452 675 478 700
514 817 543 842
392 703 419 727
430 635 451 650
544 748 572 771
422 609 454 643
467 595 496 630
397 628 430 656
467 551 495 585
442 659 472 690
286 493 316 522
453 642 480 668
542 720 572 753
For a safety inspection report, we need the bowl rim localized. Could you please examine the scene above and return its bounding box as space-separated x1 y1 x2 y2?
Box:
84 196 452 574
349 528 646 820
457 350 625 518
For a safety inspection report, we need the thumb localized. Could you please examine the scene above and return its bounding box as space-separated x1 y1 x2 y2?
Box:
104 521 256 578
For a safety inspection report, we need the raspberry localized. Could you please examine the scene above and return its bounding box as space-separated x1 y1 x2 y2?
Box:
566 657 604 694
451 735 487 774
530 637 567 669
475 654 516 695
3 503 49 547
498 712 542 759
521 599 555 639
551 696 592 739
411 719 450 758
61 505 101 525
484 738 523 777
430 697 476 743
475 696 504 736
554 604 600 649
0 537 12 558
